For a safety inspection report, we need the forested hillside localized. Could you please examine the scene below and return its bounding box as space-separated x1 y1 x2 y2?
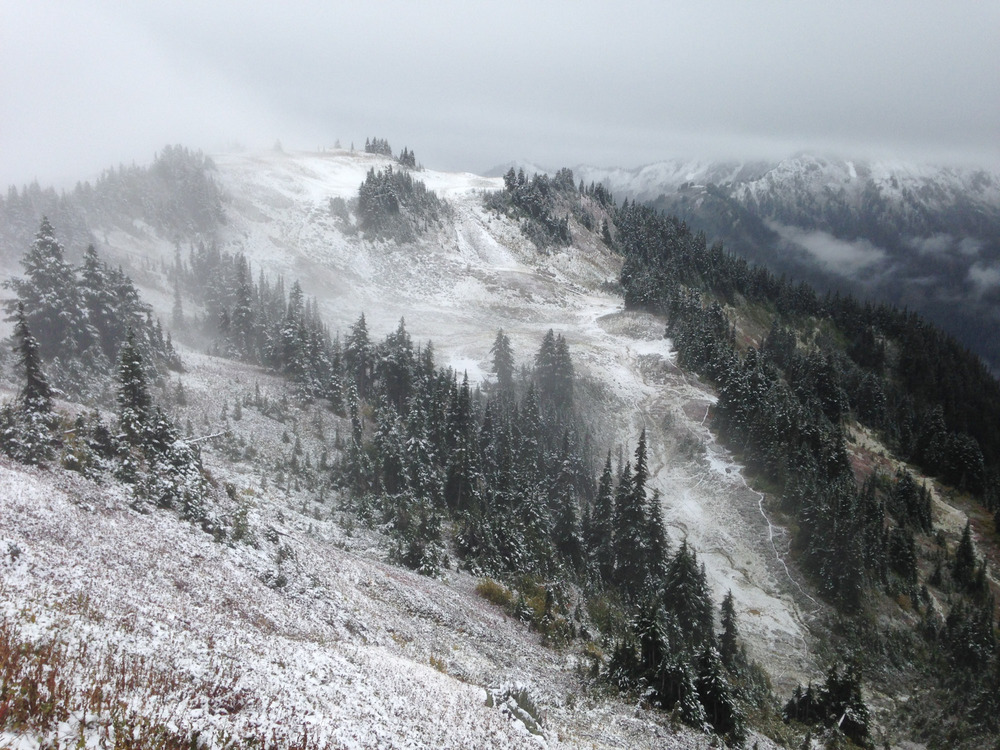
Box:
610 195 1000 745
639 156 1000 374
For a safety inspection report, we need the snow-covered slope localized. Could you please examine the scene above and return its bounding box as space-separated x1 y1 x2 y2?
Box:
1 148 820 747
210 148 823 685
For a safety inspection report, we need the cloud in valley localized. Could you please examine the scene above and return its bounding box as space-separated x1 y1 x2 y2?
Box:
768 222 888 277
968 262 1000 296
2 0 999 188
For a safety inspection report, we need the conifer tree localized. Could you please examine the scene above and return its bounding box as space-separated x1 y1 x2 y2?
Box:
344 313 373 398
719 590 742 671
490 328 515 394
613 460 649 598
377 318 415 412
953 519 977 590
551 433 586 576
79 244 116 363
230 257 255 359
117 328 152 446
13 302 52 417
373 402 407 495
4 217 90 361
535 329 557 403
696 645 745 741
646 489 670 584
589 451 616 583
662 541 714 650
552 334 574 412
1 303 54 464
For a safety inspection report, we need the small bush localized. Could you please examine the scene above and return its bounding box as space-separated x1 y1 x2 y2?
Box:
475 578 514 610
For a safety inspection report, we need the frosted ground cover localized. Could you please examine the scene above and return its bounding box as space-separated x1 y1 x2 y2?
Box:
0 148 814 747
0 357 777 749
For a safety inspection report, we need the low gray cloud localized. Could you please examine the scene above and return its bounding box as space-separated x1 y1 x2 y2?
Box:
2 0 1000 188
968 262 1000 296
908 234 984 257
958 238 985 257
768 222 888 277
908 234 954 255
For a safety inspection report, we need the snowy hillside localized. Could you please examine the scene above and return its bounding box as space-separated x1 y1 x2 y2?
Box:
0 147 829 747
205 148 823 688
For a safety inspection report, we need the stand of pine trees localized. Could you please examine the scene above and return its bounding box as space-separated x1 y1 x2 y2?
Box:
0 145 223 265
173 243 340 403
357 166 444 240
363 137 393 157
325 318 766 741
484 168 572 249
3 218 179 399
1 304 210 524
1 219 211 525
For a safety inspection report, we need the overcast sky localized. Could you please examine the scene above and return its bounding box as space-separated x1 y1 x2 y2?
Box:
3 0 999 188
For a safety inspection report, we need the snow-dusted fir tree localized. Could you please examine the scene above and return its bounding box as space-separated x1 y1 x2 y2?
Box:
588 452 616 583
534 330 574 413
661 541 714 651
114 327 205 516
344 313 373 399
0 302 55 464
490 328 515 394
79 244 117 365
696 645 745 742
718 590 742 671
4 217 90 362
116 328 153 447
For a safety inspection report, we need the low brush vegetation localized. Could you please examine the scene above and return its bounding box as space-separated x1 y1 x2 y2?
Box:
0 612 320 750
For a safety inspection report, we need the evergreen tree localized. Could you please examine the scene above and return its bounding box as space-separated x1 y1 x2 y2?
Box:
552 333 574 412
696 645 746 742
719 590 742 671
344 313 373 399
78 244 116 364
3 217 90 361
377 318 415 412
953 519 977 590
613 460 648 598
1 303 54 464
662 541 714 651
535 330 575 413
12 301 52 416
490 328 515 393
229 256 255 359
646 489 670 584
116 328 152 446
551 433 586 576
589 451 616 583
818 665 871 747
601 218 613 246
